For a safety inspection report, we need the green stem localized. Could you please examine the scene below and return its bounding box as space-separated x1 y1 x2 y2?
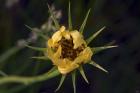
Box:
0 69 60 85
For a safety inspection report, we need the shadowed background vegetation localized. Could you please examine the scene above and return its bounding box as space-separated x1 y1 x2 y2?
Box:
0 0 140 93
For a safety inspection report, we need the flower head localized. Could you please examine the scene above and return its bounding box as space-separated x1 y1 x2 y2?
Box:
46 26 93 74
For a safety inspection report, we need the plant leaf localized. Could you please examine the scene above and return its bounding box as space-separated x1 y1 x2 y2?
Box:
78 66 89 83
25 45 47 51
68 1 72 30
25 25 47 40
31 56 49 60
79 9 91 34
47 4 60 30
55 75 66 92
92 45 118 54
46 66 57 74
72 71 76 93
86 26 106 44
89 61 108 73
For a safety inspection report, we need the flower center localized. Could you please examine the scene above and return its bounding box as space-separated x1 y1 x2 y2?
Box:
59 37 85 61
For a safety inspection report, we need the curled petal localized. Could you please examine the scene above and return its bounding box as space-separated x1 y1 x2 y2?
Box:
75 47 93 64
58 59 79 74
81 47 93 63
46 46 62 65
59 26 65 32
70 31 84 49
62 31 71 40
52 31 62 44
52 26 68 45
53 46 62 65
46 47 54 59
47 39 53 47
54 46 62 58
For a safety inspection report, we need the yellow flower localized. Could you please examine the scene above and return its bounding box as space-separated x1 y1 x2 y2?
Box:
26 3 117 93
46 26 93 74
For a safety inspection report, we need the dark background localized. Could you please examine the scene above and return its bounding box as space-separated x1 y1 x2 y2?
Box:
0 0 140 93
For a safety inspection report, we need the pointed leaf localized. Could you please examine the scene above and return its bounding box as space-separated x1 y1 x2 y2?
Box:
68 2 72 30
47 66 57 74
55 75 66 92
47 4 60 30
105 40 116 46
31 56 49 60
86 26 106 44
79 66 89 83
92 45 118 54
25 25 47 40
25 45 47 51
72 71 76 93
80 9 91 34
89 61 108 73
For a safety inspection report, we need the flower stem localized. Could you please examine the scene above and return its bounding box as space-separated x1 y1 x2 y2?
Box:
0 68 60 85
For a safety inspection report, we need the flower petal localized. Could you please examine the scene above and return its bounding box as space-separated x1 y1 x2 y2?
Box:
52 26 66 44
81 47 93 63
52 31 62 44
70 31 84 49
62 31 71 40
58 59 79 74
59 26 65 32
54 45 62 58
74 47 93 64
47 39 53 47
46 47 54 60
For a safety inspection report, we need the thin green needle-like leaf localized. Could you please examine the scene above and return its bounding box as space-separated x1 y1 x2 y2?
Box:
31 56 49 60
55 75 66 92
47 67 57 75
25 45 47 51
80 9 91 34
89 61 108 73
25 25 47 40
105 40 116 46
79 66 89 83
72 71 76 93
47 4 60 30
68 1 72 30
92 45 118 54
86 26 106 44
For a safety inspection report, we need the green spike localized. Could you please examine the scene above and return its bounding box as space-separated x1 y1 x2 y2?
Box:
91 45 118 54
72 71 76 93
89 61 108 73
105 40 116 46
79 66 89 84
25 45 47 51
47 4 60 30
31 56 49 60
80 9 91 34
68 1 73 30
86 26 106 44
25 25 47 40
47 66 57 74
55 75 66 92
